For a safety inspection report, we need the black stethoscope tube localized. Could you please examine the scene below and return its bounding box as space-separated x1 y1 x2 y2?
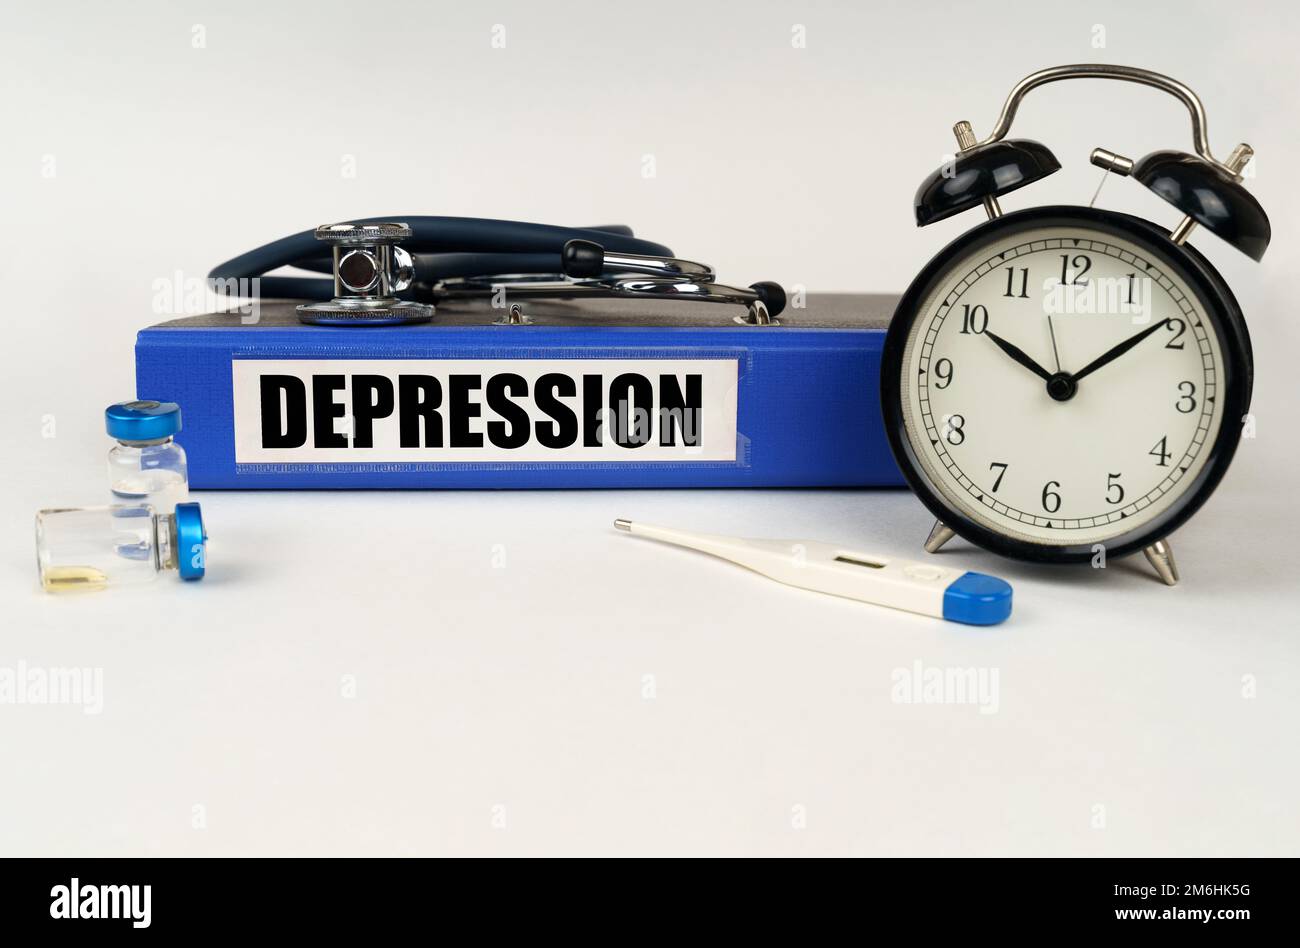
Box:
208 216 673 301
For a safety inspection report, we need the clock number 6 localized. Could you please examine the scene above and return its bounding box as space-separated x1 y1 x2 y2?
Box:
1041 481 1062 514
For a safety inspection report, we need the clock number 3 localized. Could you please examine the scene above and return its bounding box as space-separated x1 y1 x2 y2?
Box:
1176 381 1198 413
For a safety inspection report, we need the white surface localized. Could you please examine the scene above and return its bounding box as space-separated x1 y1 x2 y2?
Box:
1 0 1298 856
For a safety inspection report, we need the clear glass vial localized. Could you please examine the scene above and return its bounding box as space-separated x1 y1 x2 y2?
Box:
106 400 189 510
35 502 206 593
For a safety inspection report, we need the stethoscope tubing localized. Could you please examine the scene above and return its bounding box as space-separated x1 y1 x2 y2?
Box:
208 216 673 301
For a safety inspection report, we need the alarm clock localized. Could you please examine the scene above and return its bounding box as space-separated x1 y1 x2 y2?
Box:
881 65 1270 585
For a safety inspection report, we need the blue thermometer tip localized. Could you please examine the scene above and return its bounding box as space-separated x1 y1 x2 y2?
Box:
942 571 1013 626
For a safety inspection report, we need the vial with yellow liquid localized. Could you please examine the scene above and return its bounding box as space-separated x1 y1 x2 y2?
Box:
35 502 206 593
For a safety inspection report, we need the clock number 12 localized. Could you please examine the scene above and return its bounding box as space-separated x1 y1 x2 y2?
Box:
1059 253 1092 286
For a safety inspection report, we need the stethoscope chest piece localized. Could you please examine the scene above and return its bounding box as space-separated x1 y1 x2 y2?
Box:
296 222 435 326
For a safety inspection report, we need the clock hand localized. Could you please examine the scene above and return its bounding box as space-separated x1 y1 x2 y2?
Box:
1047 314 1062 373
983 330 1054 381
1070 318 1172 383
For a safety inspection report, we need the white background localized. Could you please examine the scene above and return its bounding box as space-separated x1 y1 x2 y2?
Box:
1 0 1297 856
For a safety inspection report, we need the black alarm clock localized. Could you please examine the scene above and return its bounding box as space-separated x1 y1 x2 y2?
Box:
881 65 1269 585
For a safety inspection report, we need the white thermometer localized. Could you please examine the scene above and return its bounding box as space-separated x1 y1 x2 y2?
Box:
614 519 1012 625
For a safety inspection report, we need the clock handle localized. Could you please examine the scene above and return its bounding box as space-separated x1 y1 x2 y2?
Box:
965 64 1237 176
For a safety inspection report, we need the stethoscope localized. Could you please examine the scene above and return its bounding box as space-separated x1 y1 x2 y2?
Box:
208 217 786 326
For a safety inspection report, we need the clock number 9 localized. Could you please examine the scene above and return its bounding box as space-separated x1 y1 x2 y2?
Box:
942 413 965 446
959 304 988 335
934 358 954 389
1176 381 1197 413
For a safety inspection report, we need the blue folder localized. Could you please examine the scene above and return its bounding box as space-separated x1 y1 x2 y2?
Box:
134 294 903 489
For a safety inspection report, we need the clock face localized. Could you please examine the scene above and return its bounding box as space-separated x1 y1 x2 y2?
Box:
896 218 1231 551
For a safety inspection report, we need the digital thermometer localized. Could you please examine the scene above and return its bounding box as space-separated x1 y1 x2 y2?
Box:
614 519 1012 626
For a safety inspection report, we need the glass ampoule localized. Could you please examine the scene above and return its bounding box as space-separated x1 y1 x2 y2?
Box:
35 502 206 593
105 400 189 510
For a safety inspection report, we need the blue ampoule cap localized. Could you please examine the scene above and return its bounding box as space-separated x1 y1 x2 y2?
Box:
105 400 182 442
173 502 207 581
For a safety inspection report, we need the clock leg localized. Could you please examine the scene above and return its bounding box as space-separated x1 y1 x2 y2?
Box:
1142 539 1180 586
924 520 956 554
